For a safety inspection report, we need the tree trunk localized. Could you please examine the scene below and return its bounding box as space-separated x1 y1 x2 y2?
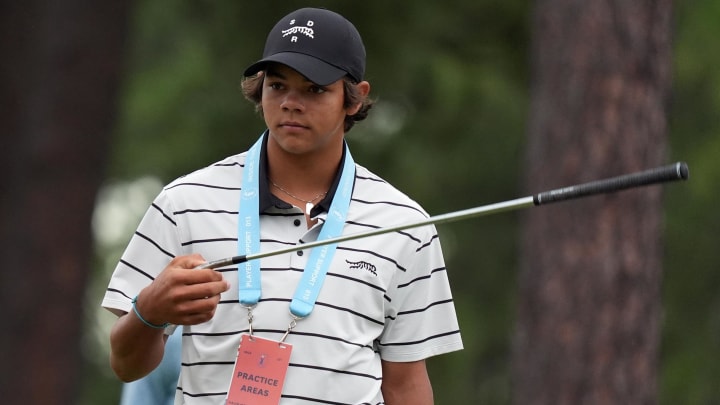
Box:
512 1 672 404
0 1 130 403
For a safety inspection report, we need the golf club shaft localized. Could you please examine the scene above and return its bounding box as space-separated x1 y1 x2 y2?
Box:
198 161 689 270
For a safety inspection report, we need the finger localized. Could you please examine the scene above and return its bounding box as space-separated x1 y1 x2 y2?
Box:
177 279 230 301
179 310 217 325
174 268 226 286
169 254 207 270
176 296 221 324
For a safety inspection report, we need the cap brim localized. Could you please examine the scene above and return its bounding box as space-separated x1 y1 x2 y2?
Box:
243 52 347 86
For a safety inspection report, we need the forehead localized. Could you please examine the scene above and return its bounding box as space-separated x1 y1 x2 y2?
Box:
264 62 346 88
265 63 314 83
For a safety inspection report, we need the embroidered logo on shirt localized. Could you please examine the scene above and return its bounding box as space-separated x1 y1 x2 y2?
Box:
346 260 377 276
283 19 315 43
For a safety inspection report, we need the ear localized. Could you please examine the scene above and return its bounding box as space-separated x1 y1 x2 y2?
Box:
347 81 370 115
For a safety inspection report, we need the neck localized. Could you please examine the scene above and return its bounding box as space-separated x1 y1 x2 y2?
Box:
265 139 343 202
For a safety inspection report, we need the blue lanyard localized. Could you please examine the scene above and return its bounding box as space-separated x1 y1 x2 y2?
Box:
237 136 262 306
238 134 355 318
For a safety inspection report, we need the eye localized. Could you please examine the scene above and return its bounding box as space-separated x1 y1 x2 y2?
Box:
309 85 327 94
267 81 284 90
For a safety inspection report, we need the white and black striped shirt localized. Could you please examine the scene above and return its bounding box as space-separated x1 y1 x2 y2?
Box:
103 139 463 405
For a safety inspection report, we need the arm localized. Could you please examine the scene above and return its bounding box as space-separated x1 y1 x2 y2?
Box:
110 254 230 381
109 307 167 382
381 359 433 405
120 328 182 405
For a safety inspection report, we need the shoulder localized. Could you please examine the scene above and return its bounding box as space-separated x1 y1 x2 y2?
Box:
353 164 429 219
165 153 247 190
159 154 247 199
154 153 247 211
350 164 437 244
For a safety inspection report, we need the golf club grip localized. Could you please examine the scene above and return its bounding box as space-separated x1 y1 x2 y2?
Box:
196 255 248 269
533 161 689 205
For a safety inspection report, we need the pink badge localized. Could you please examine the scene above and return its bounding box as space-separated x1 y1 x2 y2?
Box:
225 334 293 405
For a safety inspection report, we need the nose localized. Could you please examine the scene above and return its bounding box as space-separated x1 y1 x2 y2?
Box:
280 90 304 112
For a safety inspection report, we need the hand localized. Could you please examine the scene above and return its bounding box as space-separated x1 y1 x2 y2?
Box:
134 254 231 326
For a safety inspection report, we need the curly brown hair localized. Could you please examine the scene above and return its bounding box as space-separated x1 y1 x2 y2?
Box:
241 71 374 133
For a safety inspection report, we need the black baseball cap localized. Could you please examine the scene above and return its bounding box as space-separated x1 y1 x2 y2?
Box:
243 8 366 86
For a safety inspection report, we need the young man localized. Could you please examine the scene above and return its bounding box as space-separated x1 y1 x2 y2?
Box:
103 7 463 404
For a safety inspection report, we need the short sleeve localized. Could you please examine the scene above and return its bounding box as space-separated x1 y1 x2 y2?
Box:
378 224 463 361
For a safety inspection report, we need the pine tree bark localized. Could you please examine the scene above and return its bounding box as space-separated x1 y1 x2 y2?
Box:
0 1 130 403
513 1 672 404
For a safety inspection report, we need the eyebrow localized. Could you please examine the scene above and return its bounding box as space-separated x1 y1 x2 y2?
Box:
264 66 286 80
265 66 317 85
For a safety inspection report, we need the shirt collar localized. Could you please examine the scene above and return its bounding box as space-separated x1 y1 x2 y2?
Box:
258 130 347 217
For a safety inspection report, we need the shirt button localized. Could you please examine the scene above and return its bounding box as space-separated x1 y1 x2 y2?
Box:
297 250 304 256
293 219 302 226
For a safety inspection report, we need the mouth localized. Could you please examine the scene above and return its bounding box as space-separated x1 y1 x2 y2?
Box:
279 121 309 130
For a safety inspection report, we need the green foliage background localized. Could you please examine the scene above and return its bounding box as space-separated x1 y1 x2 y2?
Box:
82 1 719 403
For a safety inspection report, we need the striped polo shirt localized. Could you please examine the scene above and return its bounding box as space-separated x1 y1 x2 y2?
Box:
102 134 463 404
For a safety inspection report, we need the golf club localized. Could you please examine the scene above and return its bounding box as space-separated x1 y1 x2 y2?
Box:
197 161 689 270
